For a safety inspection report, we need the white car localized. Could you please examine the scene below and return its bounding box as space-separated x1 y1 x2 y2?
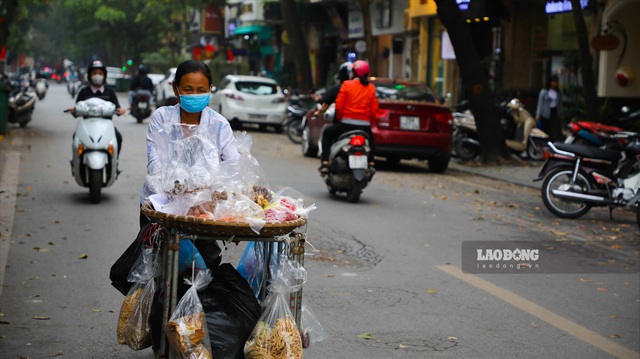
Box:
156 67 177 106
210 75 287 132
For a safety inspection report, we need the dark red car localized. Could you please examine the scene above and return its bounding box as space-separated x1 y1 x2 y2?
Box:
301 78 454 172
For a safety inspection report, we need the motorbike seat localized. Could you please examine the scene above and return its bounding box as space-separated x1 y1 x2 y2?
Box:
337 129 370 142
553 142 622 162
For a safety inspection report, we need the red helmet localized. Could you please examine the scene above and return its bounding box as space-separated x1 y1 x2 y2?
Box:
352 60 370 77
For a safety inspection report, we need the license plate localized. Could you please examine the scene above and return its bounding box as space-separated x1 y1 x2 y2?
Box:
348 155 368 169
249 114 267 119
138 102 148 109
400 116 420 130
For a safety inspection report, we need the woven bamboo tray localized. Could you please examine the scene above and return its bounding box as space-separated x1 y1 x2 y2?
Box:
140 203 306 237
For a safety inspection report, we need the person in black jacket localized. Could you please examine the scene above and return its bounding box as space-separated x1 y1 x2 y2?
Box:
128 64 155 107
70 60 126 156
314 62 352 119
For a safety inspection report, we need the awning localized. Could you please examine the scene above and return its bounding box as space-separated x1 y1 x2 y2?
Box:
232 25 272 40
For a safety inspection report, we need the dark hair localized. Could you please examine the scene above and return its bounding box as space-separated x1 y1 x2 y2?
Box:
547 75 559 89
173 60 212 88
358 74 370 86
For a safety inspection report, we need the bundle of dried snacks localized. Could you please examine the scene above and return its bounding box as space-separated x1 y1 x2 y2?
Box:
166 270 213 359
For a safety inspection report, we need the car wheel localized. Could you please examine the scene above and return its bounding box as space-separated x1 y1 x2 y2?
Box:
428 157 450 173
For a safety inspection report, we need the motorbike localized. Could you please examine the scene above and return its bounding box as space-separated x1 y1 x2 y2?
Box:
67 79 82 98
130 89 153 123
65 98 121 203
8 75 37 128
452 99 549 160
284 94 313 144
564 107 639 150
321 129 374 203
35 78 48 100
534 132 640 229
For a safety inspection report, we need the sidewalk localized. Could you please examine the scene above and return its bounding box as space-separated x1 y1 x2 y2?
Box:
449 159 544 190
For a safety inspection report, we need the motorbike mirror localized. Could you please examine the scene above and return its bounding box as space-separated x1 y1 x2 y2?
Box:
211 86 217 93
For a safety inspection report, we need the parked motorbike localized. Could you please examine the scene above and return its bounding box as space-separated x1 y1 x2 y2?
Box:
8 75 37 128
322 130 374 203
534 132 640 228
35 78 48 100
564 107 639 150
130 89 153 123
452 99 549 160
284 94 313 144
65 98 121 203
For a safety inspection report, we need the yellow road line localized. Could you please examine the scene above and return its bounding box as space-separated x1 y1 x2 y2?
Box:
437 264 639 359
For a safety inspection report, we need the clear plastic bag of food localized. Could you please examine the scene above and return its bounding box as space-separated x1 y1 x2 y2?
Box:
117 247 158 346
213 192 266 233
234 131 271 199
264 187 316 223
166 269 213 359
244 255 305 359
146 123 221 197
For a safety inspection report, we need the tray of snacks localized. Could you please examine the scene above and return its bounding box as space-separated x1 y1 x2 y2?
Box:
141 201 307 237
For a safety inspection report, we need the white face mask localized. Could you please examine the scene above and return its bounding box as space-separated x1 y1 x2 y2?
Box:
91 75 104 85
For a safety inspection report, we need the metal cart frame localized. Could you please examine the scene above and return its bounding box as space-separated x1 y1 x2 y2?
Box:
153 223 306 359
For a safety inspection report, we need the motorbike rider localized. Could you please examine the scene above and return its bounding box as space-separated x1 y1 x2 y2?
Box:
505 98 536 153
68 60 126 157
319 60 378 175
128 64 155 108
315 61 353 118
66 66 80 96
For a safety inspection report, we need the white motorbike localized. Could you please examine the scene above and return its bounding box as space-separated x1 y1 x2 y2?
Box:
35 78 48 100
66 98 120 203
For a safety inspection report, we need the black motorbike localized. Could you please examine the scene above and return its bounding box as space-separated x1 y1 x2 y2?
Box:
131 89 153 123
283 95 310 144
534 132 640 228
8 75 37 128
322 130 374 203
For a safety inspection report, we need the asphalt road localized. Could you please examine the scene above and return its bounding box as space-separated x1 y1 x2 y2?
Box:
0 83 638 359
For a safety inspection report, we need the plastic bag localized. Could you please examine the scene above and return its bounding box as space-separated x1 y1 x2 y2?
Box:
244 255 305 359
178 239 207 279
200 263 262 359
166 269 213 359
265 188 316 223
236 241 280 298
110 222 160 296
300 298 327 348
117 247 158 346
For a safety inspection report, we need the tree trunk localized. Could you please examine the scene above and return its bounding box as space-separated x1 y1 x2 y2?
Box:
434 0 509 162
570 0 599 120
359 0 377 75
280 0 314 92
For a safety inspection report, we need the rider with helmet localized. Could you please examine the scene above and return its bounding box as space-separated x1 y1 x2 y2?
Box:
319 60 378 175
315 62 353 118
71 60 126 156
128 64 155 107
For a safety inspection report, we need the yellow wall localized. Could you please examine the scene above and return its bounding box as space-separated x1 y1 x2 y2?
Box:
408 0 437 17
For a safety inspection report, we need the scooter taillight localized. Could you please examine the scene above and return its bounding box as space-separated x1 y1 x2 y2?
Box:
350 135 366 146
542 147 553 160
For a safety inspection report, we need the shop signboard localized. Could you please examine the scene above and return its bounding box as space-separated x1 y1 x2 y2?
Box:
545 0 589 14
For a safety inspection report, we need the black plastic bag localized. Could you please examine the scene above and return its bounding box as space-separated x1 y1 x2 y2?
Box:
110 222 161 296
199 263 262 359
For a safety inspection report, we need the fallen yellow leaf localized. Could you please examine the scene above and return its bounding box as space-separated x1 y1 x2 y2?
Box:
448 336 458 341
32 316 50 320
357 333 374 340
609 333 621 339
78 254 88 259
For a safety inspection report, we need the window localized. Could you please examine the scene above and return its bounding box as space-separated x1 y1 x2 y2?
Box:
376 0 391 29
235 81 277 95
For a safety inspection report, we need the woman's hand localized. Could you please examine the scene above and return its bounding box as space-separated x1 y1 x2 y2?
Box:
117 108 126 116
